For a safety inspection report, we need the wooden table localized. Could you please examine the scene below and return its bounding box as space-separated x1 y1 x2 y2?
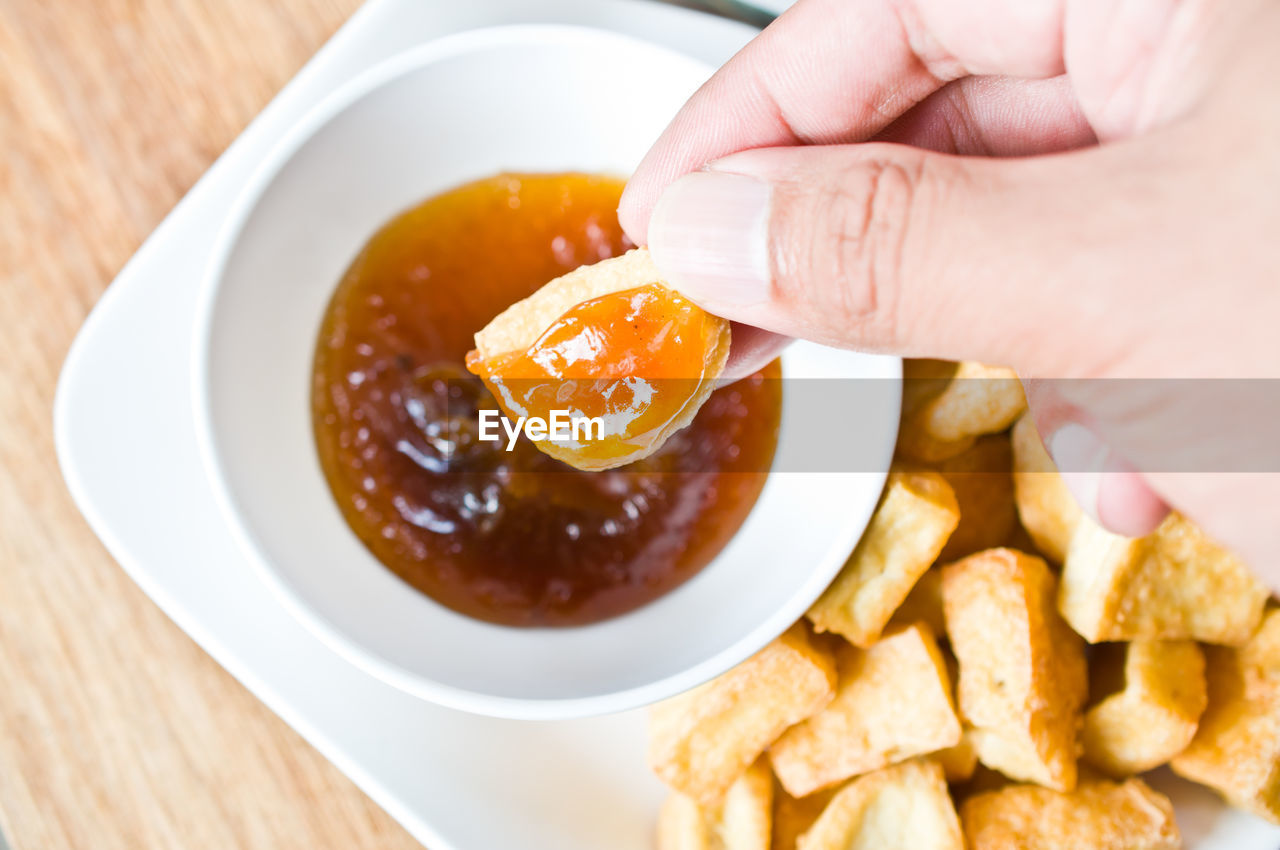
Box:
0 2 423 847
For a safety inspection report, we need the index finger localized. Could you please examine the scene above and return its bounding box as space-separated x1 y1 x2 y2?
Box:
619 0 1067 243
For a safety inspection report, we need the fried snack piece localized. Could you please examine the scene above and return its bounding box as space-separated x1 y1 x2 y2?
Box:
1082 640 1207 777
807 472 960 647
771 785 837 850
770 623 962 797
942 549 1087 791
657 757 773 850
797 760 964 850
1010 414 1082 563
960 777 1180 850
649 624 837 805
1172 608 1280 822
935 435 1018 563
468 248 731 471
1060 512 1269 645
897 361 1026 463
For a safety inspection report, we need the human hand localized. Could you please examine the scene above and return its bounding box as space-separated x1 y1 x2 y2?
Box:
618 0 1280 573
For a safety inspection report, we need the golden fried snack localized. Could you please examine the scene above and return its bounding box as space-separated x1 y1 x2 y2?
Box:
770 623 961 797
1172 608 1280 822
1082 640 1207 777
934 434 1018 563
1010 414 1082 563
1060 512 1269 645
960 777 1180 850
656 757 773 850
933 730 980 784
942 549 1087 791
467 248 731 471
797 760 964 850
807 472 960 647
897 361 1026 463
649 624 837 805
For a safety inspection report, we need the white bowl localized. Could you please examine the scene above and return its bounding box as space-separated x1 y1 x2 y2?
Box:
193 24 901 720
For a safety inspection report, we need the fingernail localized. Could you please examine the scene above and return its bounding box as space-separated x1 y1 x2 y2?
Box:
1048 422 1109 525
1095 466 1169 537
647 171 772 306
1049 422 1169 538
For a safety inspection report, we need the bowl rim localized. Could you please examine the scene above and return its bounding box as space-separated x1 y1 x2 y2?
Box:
192 22 900 719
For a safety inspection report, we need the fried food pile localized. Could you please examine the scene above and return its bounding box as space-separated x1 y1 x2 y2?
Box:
649 360 1276 850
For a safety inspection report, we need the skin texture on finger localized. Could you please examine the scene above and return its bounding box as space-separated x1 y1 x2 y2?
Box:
723 324 789 381
668 112 1280 378
620 0 1247 244
651 142 1105 369
872 75 1095 155
619 0 1074 244
716 75 1095 379
1061 0 1241 139
632 0 1274 378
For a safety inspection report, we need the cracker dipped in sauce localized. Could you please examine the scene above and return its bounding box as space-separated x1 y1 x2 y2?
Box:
465 248 732 471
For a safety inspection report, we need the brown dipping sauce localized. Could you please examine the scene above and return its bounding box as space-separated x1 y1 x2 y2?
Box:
312 173 781 626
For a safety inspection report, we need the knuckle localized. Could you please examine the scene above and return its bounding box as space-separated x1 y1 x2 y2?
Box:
779 151 934 346
836 156 919 313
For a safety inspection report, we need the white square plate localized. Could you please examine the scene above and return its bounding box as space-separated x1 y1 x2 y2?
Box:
54 0 1280 846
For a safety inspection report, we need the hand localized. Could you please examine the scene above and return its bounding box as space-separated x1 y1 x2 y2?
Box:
618 0 1280 573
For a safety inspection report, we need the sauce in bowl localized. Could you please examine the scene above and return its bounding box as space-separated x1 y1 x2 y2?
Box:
312 173 781 626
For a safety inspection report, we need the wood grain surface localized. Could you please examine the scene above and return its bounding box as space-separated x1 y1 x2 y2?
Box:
0 1 424 847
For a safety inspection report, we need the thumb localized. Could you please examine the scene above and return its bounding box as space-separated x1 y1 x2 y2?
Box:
646 142 1149 374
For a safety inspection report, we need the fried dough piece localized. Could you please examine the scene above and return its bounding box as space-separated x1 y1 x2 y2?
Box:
935 434 1018 563
1172 608 1280 823
770 623 962 797
649 624 837 805
469 248 731 470
1082 640 1207 777
656 757 773 850
1010 414 1082 563
897 361 1026 463
1060 512 1268 645
797 760 964 850
942 549 1087 791
960 777 1180 850
807 472 960 647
